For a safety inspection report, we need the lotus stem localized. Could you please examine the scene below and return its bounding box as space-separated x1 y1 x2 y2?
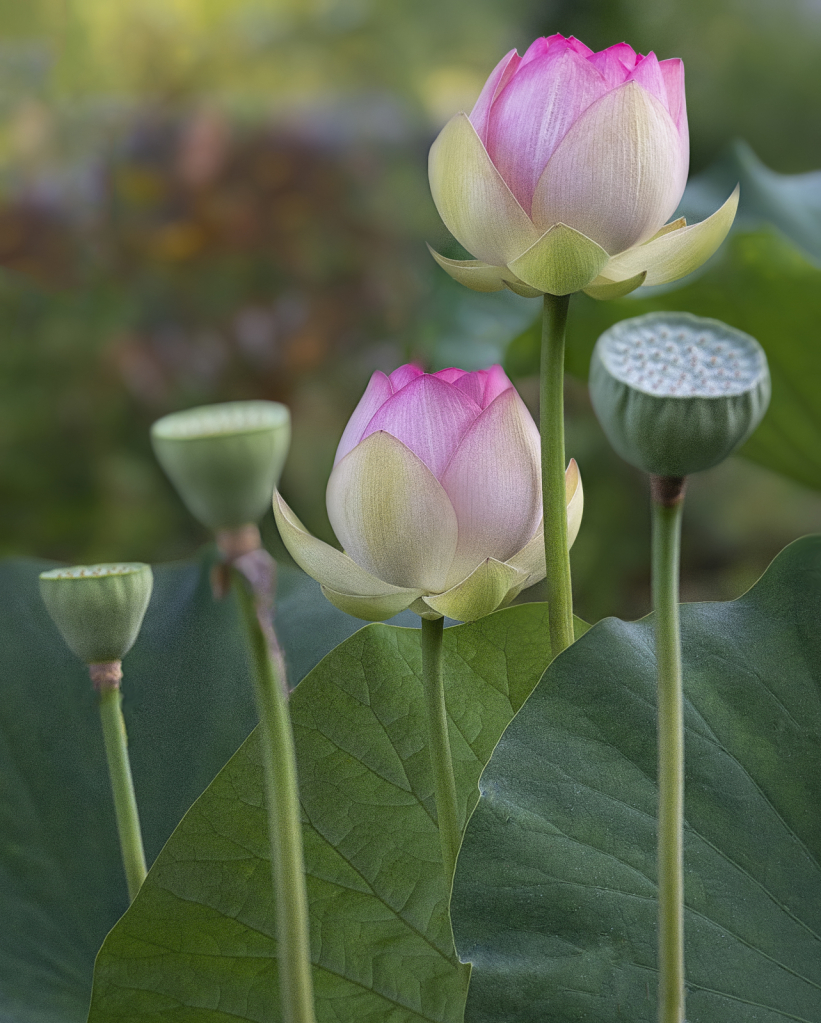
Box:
651 475 687 1023
540 292 574 656
233 573 316 1023
420 616 461 886
94 664 147 903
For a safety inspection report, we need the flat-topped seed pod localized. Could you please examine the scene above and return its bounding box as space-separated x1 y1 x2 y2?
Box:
589 312 771 477
39 563 153 664
151 401 291 530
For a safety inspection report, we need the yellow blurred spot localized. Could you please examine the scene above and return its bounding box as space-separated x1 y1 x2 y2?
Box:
419 67 485 126
152 221 206 260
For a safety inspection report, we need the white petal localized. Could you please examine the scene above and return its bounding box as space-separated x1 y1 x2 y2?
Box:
273 491 416 597
326 432 458 592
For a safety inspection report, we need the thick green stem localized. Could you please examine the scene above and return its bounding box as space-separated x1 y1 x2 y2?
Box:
651 476 686 1023
234 576 316 1023
97 682 147 903
420 616 460 886
540 292 574 656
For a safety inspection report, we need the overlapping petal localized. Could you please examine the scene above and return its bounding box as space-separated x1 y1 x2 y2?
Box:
440 388 541 587
486 45 609 213
361 374 480 477
428 112 539 267
423 558 526 622
469 48 520 144
508 223 609 295
601 186 739 285
326 431 458 592
273 491 421 599
333 371 392 465
531 82 685 254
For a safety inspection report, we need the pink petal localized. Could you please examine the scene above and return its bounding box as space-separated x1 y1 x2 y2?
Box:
433 367 468 384
389 364 424 391
565 36 594 58
588 46 634 88
600 41 638 70
361 374 481 479
486 46 609 214
451 370 487 405
627 51 668 108
659 58 687 133
334 371 392 466
519 35 552 67
440 388 541 588
469 48 521 145
482 364 514 407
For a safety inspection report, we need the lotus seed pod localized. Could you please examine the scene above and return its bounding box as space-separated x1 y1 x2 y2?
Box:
589 312 770 477
39 564 153 665
151 401 291 531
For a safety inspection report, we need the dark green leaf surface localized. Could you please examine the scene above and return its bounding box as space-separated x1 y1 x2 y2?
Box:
0 553 361 1023
86 604 560 1023
452 535 821 1022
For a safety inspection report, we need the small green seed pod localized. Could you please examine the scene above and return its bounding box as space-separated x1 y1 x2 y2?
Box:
39 563 153 665
589 312 771 477
151 401 291 531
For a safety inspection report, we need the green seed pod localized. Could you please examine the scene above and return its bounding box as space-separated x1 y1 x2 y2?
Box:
39 563 153 664
589 312 770 477
151 401 291 531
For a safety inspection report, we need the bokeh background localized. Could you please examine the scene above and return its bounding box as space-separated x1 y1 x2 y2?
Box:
1 0 820 624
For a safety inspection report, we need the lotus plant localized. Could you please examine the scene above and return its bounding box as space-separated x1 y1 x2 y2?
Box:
274 363 583 625
428 33 737 300
275 362 582 895
428 34 738 658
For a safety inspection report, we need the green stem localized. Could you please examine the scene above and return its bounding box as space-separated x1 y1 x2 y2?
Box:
234 576 316 1023
540 292 574 656
98 685 147 903
420 616 460 886
651 476 686 1023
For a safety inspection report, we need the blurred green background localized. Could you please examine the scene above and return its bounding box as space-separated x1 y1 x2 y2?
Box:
0 0 820 624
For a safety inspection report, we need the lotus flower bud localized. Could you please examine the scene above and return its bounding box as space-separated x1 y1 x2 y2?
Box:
39 563 153 666
428 34 738 299
151 401 290 531
274 364 583 622
589 312 770 477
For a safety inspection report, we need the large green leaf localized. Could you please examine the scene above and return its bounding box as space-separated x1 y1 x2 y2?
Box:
452 535 821 1022
85 605 568 1023
505 229 821 492
0 553 361 1023
679 139 821 265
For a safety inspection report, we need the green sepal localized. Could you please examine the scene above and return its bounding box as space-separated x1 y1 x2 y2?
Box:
507 223 609 296
583 270 647 301
151 401 291 531
39 564 153 664
422 558 525 622
319 584 422 622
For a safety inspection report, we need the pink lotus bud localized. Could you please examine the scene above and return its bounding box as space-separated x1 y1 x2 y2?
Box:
274 364 583 622
429 35 738 299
